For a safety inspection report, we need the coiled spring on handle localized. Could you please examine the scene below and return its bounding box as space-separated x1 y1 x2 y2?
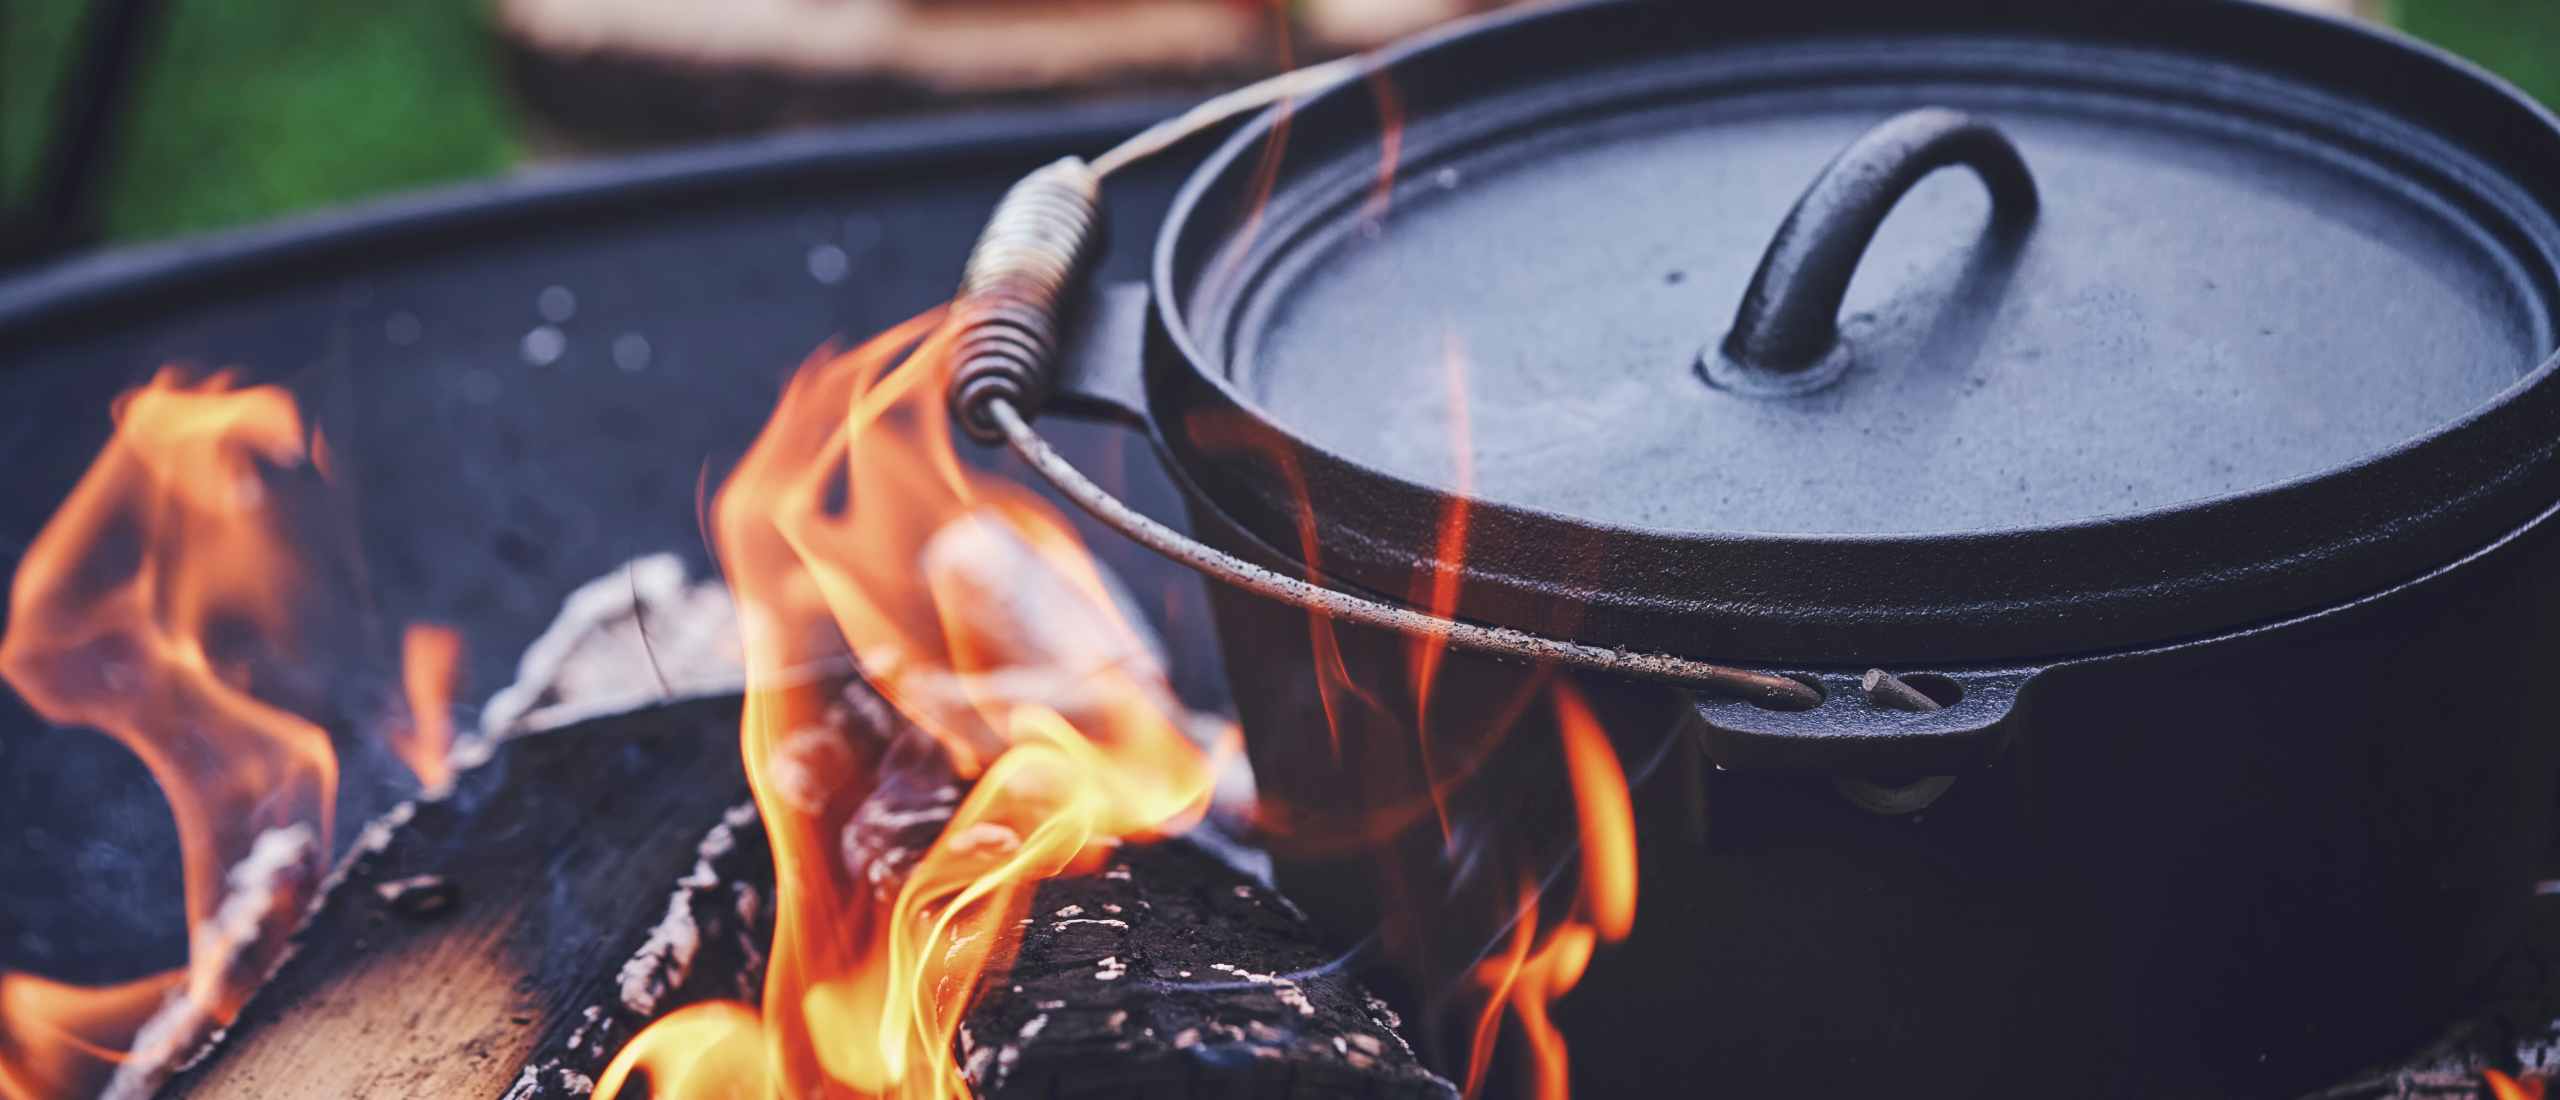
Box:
933 79 1819 709
948 156 1105 445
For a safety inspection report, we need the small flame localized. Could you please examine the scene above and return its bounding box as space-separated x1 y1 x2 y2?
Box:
1408 329 1477 839
395 623 463 795
0 368 338 1098
1552 681 1634 943
1454 680 1634 1099
592 1001 768 1100
2490 1070 2549 1100
604 305 1213 1098
1362 65 1406 227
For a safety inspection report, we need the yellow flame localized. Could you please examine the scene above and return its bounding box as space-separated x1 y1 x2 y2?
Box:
0 369 343 1098
605 307 1212 1099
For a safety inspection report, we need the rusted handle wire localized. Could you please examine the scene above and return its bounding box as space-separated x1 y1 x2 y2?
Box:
945 59 1821 708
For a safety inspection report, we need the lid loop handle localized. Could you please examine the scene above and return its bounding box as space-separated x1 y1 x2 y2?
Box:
1710 107 2038 394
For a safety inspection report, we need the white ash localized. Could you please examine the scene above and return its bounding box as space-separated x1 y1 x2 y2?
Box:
1272 981 1315 1017
465 553 747 759
838 714 962 901
1017 1014 1050 1041
1050 918 1128 931
499 1063 544 1100
495 1060 597 1100
1093 956 1127 981
617 894 700 1016
315 800 416 899
101 825 321 1100
840 775 960 900
618 803 757 1015
1054 904 1084 918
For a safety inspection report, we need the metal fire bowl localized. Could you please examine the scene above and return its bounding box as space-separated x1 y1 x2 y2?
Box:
0 103 1234 986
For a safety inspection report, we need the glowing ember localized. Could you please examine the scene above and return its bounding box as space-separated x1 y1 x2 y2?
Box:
0 369 338 1099
602 307 1215 1099
2490 1070 2549 1100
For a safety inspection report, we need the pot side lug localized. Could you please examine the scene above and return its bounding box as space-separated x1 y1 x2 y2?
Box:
1689 667 2037 777
1049 279 1152 427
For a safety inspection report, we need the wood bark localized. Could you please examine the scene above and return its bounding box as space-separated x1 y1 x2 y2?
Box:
959 839 1456 1100
155 695 753 1100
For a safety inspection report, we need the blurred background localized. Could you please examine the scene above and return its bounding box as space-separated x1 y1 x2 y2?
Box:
1 0 2551 266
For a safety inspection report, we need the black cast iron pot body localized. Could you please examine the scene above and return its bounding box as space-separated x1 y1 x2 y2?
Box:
1037 0 2560 1095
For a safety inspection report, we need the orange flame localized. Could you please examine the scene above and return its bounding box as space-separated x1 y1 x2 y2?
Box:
0 973 182 1100
2490 1070 2549 1100
1362 65 1406 227
1456 680 1635 1099
394 623 463 795
593 1001 768 1100
603 305 1213 1098
0 368 339 1098
1552 681 1634 944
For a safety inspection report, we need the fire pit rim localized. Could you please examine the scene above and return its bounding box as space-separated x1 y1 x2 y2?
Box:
0 99 1187 349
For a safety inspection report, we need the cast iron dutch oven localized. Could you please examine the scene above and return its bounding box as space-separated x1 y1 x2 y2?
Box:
956 0 2560 1095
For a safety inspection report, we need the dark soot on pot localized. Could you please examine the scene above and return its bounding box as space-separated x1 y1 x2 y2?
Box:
1223 58 2550 536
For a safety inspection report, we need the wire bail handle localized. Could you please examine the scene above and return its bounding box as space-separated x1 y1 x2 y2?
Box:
940 66 1820 709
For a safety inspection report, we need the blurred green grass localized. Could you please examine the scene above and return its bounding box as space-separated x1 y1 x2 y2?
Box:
0 0 2556 247
3 0 520 244
2394 0 2560 108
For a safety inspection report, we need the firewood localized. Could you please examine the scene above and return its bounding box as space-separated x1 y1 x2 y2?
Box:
959 838 1455 1100
154 695 755 1100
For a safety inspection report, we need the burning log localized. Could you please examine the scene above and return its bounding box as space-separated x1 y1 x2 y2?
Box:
152 694 755 1100
497 800 774 1100
959 839 1455 1100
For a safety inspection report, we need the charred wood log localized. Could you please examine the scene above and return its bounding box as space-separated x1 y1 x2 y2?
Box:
959 839 1455 1100
154 695 756 1100
143 666 1444 1100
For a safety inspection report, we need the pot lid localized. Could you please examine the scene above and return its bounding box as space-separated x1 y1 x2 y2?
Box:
1146 0 2560 662
1212 40 2553 537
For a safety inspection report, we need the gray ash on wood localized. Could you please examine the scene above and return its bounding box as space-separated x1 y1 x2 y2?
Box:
506 674 924 1100
838 688 963 905
959 839 1454 1100
502 802 775 1100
